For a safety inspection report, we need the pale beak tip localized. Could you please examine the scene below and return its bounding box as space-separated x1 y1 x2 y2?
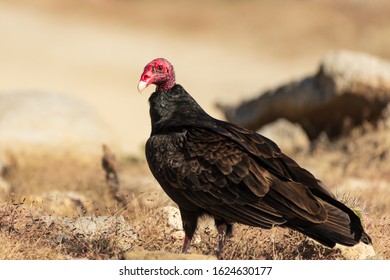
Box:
137 81 147 93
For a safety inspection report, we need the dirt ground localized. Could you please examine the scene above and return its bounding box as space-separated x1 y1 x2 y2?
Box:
0 0 389 260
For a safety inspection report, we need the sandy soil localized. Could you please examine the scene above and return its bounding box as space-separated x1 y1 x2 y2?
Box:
1 0 390 156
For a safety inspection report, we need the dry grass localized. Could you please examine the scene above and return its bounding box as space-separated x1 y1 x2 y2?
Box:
0 201 127 259
0 202 65 259
1 130 389 260
1 115 389 260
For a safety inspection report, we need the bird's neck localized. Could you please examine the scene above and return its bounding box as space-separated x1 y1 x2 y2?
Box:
156 77 176 92
148 84 207 134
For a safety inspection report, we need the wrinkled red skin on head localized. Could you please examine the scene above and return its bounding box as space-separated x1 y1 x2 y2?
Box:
139 58 176 91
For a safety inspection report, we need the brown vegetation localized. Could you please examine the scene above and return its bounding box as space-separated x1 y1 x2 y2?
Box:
0 127 389 260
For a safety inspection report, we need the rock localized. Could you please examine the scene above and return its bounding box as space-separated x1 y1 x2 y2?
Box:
156 206 184 231
321 50 390 97
124 249 216 260
218 50 390 140
336 243 376 260
152 206 216 244
41 215 137 251
258 118 310 154
151 206 188 241
30 190 91 216
0 92 115 157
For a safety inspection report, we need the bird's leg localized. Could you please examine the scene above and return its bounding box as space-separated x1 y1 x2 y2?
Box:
182 235 192 253
179 207 199 254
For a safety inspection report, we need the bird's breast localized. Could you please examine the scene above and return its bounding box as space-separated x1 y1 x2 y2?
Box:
145 132 202 210
146 133 185 166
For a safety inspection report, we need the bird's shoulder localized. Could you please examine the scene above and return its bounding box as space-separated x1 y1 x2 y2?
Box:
191 119 299 182
146 126 272 200
146 121 330 222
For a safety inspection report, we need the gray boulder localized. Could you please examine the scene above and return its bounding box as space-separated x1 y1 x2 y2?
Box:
257 118 310 154
0 92 115 157
41 215 137 251
32 190 92 216
219 50 390 140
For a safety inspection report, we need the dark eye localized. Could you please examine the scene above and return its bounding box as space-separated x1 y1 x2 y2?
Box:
157 65 163 71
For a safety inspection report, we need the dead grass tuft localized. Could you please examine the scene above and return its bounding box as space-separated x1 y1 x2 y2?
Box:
0 201 128 259
0 131 389 260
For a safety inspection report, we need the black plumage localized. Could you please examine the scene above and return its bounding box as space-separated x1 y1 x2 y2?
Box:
138 58 371 254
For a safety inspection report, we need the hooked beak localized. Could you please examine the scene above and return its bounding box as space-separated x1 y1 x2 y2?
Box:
137 80 148 93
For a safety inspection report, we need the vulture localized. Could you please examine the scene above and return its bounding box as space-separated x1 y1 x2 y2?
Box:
137 58 372 255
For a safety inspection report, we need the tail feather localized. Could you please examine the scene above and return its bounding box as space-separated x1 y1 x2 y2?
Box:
286 201 371 247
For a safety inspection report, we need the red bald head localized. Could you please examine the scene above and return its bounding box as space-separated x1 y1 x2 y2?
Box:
137 58 176 92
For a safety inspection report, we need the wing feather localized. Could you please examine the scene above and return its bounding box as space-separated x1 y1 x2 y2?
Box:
147 127 328 228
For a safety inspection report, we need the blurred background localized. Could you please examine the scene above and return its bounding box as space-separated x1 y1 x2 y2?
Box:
1 0 390 157
1 0 389 261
